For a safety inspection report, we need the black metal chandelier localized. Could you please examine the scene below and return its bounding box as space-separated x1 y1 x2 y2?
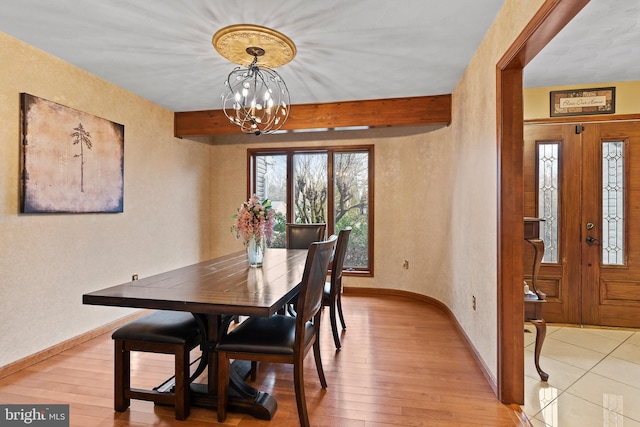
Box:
213 25 296 135
221 47 290 135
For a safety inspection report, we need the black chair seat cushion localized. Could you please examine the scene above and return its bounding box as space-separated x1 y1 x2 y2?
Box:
216 315 313 355
112 311 200 344
322 281 331 301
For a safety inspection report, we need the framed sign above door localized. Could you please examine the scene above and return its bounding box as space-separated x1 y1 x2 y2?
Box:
550 86 615 117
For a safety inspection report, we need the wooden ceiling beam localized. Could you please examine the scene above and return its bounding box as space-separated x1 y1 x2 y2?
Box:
174 94 451 137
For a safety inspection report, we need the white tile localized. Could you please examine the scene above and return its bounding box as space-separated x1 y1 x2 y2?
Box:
627 332 640 346
592 356 640 389
546 325 562 336
533 392 640 427
582 327 634 342
567 372 640 423
541 336 608 371
610 340 640 365
549 327 625 354
525 327 537 348
525 349 587 391
524 326 640 427
529 417 552 427
522 375 562 418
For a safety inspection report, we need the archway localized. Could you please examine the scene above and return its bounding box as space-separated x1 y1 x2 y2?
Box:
496 0 589 404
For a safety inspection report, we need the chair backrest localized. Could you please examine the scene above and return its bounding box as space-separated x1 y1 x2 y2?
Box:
329 227 352 290
295 235 337 336
286 223 326 249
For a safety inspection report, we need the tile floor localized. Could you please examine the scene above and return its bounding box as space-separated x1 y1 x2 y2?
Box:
522 323 640 426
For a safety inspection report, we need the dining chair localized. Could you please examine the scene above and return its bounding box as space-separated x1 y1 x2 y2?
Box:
285 223 326 249
216 235 337 427
281 223 327 316
111 310 201 420
323 226 351 350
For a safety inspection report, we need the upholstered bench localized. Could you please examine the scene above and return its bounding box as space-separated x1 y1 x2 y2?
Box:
111 310 201 420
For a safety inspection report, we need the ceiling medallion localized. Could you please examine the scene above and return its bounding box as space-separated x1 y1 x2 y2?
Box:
213 24 296 135
213 24 296 68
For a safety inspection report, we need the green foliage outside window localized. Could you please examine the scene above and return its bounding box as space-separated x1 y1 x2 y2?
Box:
251 147 371 271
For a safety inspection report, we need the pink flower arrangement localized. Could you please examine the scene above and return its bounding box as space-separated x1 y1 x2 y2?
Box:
231 195 275 247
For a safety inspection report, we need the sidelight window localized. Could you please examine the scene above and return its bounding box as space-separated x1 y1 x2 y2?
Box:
537 143 559 263
602 141 625 265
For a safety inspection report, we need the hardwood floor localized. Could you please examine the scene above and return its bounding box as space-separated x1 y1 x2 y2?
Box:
0 295 525 426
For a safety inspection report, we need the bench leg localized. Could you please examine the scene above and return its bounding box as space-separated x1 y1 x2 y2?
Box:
174 345 191 420
114 340 130 412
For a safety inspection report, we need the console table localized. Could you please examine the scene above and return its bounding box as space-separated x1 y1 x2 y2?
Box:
524 217 549 382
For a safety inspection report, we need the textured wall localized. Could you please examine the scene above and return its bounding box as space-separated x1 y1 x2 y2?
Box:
0 32 213 367
1 0 545 384
442 0 545 382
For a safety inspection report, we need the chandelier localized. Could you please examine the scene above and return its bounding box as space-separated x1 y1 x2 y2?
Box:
213 25 296 135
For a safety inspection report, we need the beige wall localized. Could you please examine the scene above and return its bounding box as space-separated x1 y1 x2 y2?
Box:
1 0 544 388
0 32 214 366
524 80 640 120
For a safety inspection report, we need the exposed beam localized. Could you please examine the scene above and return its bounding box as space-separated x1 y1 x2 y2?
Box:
174 95 451 137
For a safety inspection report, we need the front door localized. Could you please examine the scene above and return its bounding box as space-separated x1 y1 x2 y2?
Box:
524 121 640 327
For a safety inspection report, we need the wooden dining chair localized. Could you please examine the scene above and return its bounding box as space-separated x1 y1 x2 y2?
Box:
216 235 337 427
111 310 201 420
285 223 326 249
323 226 351 350
282 223 327 315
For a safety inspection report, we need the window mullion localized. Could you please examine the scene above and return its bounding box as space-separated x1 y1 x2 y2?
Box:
327 149 335 236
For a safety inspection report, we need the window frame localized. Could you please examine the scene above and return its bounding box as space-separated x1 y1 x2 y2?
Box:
247 144 374 276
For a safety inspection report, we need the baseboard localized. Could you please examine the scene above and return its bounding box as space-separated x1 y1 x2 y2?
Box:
343 287 498 394
0 311 148 380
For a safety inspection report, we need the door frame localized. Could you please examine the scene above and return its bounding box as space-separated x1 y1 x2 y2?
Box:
496 0 589 404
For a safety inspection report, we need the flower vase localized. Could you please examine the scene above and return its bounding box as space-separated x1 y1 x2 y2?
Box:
247 235 265 267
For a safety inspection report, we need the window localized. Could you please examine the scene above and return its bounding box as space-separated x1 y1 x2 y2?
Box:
250 146 373 274
537 142 559 263
602 140 625 265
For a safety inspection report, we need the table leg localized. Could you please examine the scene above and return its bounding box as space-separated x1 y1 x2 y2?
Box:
529 318 549 382
525 238 547 300
187 313 277 420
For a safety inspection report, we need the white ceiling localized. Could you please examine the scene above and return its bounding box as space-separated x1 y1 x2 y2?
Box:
0 1 638 113
524 0 640 88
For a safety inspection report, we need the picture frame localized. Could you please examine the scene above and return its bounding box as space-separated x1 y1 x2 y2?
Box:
550 87 615 117
20 93 124 213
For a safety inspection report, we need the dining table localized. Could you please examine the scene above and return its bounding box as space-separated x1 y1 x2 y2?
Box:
82 248 308 420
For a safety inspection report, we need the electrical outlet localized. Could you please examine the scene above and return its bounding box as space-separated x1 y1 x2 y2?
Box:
132 274 138 281
472 295 477 311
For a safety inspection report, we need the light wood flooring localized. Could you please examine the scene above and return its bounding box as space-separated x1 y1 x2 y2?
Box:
0 294 525 426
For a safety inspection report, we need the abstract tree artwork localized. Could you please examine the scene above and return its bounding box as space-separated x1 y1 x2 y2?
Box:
20 93 124 213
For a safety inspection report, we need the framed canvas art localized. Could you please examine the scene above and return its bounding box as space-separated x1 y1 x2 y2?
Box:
20 93 124 213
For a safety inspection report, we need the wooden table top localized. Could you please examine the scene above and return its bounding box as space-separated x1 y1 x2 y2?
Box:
83 248 308 317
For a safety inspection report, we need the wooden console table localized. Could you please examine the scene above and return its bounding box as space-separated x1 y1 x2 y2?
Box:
524 217 549 382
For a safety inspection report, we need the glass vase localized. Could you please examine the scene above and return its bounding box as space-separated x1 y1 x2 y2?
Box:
247 234 265 267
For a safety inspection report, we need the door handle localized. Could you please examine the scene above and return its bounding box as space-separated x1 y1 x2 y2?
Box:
586 236 600 245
